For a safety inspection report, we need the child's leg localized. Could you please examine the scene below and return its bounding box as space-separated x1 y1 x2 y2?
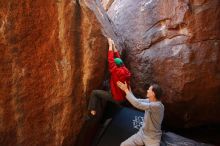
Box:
88 90 112 114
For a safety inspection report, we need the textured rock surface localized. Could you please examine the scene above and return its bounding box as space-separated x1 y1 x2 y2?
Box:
161 132 213 146
0 0 107 145
0 0 220 145
107 0 220 127
86 0 124 51
101 0 114 11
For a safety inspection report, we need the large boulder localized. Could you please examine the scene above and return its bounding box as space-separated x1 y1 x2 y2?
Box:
106 0 220 128
161 132 213 146
0 0 107 145
101 0 114 11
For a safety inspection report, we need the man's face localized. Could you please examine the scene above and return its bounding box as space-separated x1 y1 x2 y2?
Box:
146 86 155 99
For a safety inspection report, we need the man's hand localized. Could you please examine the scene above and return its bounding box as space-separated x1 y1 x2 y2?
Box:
117 81 130 94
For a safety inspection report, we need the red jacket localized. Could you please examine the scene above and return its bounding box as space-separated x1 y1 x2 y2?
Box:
108 51 131 101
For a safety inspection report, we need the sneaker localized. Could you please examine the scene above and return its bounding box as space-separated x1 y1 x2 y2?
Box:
84 111 96 121
90 110 96 116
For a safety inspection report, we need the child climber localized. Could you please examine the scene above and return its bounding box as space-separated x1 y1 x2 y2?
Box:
87 38 131 117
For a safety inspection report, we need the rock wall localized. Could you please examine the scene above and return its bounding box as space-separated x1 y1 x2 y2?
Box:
0 0 219 145
101 0 115 11
106 0 220 128
0 0 107 145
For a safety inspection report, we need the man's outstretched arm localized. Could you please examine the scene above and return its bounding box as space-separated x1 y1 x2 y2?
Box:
117 81 151 111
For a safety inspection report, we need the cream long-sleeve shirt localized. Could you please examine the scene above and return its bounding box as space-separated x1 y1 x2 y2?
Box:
126 92 164 141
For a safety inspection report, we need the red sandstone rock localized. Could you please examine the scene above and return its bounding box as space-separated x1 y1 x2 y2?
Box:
0 0 107 145
1 0 220 145
107 0 220 128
